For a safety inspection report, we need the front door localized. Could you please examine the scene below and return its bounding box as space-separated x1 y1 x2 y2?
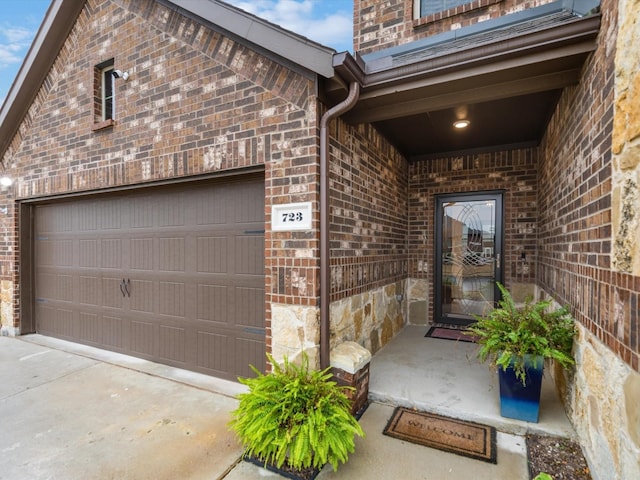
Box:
435 192 503 325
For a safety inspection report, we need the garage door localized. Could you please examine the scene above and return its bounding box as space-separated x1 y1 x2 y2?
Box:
34 176 265 381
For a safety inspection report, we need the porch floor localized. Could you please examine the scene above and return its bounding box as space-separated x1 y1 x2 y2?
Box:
368 325 576 438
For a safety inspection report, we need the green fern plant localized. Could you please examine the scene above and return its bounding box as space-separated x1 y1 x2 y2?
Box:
228 352 365 472
466 282 576 385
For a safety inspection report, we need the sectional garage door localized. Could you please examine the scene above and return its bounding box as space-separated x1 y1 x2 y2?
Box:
34 176 265 381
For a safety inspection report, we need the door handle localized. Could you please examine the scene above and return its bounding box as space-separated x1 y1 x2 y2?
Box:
124 278 131 297
496 253 501 269
120 279 126 297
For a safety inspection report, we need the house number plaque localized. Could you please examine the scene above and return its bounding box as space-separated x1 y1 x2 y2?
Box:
272 202 313 231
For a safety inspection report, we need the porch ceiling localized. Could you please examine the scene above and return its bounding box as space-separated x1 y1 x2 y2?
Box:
333 5 601 160
372 89 562 158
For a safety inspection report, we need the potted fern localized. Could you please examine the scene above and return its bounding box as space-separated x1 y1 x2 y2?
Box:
466 283 576 422
229 353 365 479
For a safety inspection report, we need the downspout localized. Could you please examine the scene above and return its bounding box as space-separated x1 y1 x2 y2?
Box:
319 81 360 370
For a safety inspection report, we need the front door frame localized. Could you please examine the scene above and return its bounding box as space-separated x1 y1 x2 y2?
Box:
434 190 505 325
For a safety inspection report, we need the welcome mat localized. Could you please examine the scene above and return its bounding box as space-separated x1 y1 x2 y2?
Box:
425 326 477 343
383 407 497 464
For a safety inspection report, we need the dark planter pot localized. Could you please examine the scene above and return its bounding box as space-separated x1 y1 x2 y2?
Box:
244 455 321 480
498 354 544 423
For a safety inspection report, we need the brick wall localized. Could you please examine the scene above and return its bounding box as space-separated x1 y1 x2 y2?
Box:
538 0 638 372
329 119 408 301
327 118 408 353
0 0 321 341
409 148 538 320
354 0 556 54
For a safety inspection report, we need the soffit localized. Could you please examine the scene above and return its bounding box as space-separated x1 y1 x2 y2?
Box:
340 3 601 159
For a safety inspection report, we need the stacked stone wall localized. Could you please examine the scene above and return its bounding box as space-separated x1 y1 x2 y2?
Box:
354 0 556 55
538 0 639 477
330 280 406 355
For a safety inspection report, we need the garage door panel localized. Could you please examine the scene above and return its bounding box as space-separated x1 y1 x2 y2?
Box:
101 239 122 269
196 284 228 322
129 196 155 228
234 184 266 224
35 176 265 381
131 320 155 356
103 315 128 349
196 189 227 225
158 282 186 317
37 306 75 338
36 273 57 300
235 236 264 274
78 312 101 343
196 331 230 374
236 287 265 328
102 277 126 309
159 325 187 363
130 238 154 270
235 337 267 378
79 239 99 267
158 237 185 272
76 202 99 231
159 194 185 227
37 239 74 266
58 275 74 302
196 237 227 273
129 280 154 312
36 203 74 233
79 276 101 305
98 199 123 230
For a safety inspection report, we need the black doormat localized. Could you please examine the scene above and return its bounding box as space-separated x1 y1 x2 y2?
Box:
425 326 477 343
383 407 497 464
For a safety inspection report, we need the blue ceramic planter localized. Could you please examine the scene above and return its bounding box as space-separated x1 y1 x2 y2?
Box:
498 355 544 423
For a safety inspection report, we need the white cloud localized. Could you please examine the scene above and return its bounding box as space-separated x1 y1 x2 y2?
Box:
4 26 32 43
227 0 352 51
0 25 35 68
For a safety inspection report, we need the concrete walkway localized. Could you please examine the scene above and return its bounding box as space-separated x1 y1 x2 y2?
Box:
0 333 568 479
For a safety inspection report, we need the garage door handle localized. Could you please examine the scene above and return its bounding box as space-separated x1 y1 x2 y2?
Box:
119 279 131 297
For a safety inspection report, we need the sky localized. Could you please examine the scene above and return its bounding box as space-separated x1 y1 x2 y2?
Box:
0 0 354 108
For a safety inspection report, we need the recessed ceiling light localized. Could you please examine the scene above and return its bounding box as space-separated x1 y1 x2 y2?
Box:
453 119 470 129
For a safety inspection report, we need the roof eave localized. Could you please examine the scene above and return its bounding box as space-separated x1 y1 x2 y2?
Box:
0 0 85 161
345 13 601 124
165 0 337 78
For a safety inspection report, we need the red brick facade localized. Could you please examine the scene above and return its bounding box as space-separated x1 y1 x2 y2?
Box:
2 0 636 376
538 0 638 370
353 0 638 372
0 0 321 352
329 120 408 302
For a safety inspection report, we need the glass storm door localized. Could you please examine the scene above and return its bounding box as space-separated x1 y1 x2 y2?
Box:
435 192 503 325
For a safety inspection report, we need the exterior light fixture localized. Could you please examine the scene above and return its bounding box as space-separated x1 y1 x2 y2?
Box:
112 69 129 81
453 119 470 129
0 176 13 187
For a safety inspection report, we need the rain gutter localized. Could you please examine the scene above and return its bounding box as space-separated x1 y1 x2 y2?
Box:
319 52 363 370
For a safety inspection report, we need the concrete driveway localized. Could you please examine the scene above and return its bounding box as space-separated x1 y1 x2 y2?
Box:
0 335 245 480
1 333 532 480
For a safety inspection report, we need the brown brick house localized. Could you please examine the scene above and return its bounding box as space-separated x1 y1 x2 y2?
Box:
0 0 638 478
